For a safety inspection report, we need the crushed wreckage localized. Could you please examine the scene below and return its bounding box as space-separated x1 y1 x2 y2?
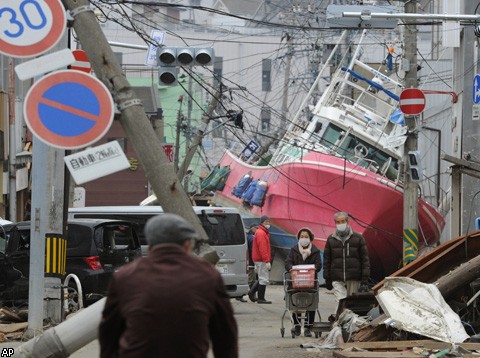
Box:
309 231 480 357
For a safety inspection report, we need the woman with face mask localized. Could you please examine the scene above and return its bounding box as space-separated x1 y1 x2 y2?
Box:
322 212 370 318
285 227 322 337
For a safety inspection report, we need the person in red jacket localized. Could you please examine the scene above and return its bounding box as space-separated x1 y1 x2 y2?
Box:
249 215 272 304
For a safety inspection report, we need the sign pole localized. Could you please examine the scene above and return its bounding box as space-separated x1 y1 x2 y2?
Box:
27 138 65 336
402 0 420 266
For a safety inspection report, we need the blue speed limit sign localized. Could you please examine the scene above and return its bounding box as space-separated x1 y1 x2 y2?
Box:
0 0 66 58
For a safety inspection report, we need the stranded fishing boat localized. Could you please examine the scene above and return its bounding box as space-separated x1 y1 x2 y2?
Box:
210 31 445 280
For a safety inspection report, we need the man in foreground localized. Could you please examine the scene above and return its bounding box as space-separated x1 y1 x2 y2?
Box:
99 213 238 357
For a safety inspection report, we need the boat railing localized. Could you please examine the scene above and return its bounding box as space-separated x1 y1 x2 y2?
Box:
348 156 380 174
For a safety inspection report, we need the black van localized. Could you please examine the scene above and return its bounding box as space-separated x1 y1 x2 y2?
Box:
0 219 141 305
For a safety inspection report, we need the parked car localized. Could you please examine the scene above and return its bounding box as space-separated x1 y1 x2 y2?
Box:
68 206 250 298
0 219 142 306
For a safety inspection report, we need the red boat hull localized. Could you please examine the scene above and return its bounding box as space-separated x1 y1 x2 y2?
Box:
213 151 445 280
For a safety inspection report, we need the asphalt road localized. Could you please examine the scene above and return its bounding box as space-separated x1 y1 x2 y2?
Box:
2 284 337 357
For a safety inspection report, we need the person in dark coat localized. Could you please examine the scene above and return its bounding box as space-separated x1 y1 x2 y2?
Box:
285 227 322 337
323 211 370 315
99 213 238 358
246 223 258 302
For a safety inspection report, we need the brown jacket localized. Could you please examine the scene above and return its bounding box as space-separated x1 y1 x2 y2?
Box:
99 244 238 358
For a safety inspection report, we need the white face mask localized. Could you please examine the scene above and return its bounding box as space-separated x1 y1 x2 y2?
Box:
336 223 347 232
299 238 310 247
264 224 270 229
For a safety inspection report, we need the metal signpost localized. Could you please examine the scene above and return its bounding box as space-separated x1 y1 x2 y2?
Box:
24 70 114 149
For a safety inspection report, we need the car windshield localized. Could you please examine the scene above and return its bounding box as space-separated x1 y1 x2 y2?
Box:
200 213 245 246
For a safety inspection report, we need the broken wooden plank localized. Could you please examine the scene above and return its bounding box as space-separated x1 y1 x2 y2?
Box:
333 351 422 357
340 340 450 350
341 340 480 352
350 325 391 342
0 308 24 322
0 322 28 333
373 232 480 294
435 254 480 299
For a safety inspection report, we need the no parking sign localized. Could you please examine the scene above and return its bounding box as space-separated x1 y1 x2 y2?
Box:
24 70 114 149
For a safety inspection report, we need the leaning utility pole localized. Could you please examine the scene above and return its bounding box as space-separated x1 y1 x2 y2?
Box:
402 0 419 265
61 0 217 262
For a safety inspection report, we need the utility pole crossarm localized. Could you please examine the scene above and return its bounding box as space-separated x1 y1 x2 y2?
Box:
442 154 480 173
177 87 222 181
342 12 480 22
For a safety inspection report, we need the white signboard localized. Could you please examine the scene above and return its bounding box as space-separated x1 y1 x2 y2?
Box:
473 104 480 121
64 141 130 184
15 49 75 81
145 30 166 66
383 135 407 149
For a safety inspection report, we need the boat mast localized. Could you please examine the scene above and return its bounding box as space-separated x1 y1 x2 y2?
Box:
402 0 420 265
280 33 292 131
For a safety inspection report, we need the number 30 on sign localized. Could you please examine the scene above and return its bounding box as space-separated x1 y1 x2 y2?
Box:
0 0 66 58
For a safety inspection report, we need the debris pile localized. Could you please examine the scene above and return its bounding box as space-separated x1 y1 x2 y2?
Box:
0 307 27 342
316 231 480 357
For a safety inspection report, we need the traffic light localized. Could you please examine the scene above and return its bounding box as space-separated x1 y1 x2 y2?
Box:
158 66 178 85
407 151 423 182
157 47 215 85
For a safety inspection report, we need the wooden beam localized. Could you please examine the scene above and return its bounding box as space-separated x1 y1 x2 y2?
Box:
373 233 480 293
340 340 449 350
334 351 421 357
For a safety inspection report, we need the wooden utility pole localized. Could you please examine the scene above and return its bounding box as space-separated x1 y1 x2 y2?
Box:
177 87 222 181
61 0 217 262
402 0 420 265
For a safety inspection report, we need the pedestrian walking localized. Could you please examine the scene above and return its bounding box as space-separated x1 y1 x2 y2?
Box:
285 227 322 337
99 213 238 358
323 211 370 315
249 215 272 304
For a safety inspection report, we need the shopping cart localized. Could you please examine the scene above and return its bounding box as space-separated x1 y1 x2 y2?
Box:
280 268 322 338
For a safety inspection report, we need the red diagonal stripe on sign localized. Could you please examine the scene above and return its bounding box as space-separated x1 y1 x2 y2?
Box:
39 97 98 122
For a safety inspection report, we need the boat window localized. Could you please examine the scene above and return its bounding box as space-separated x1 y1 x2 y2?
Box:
319 124 344 149
321 125 398 178
343 137 399 178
